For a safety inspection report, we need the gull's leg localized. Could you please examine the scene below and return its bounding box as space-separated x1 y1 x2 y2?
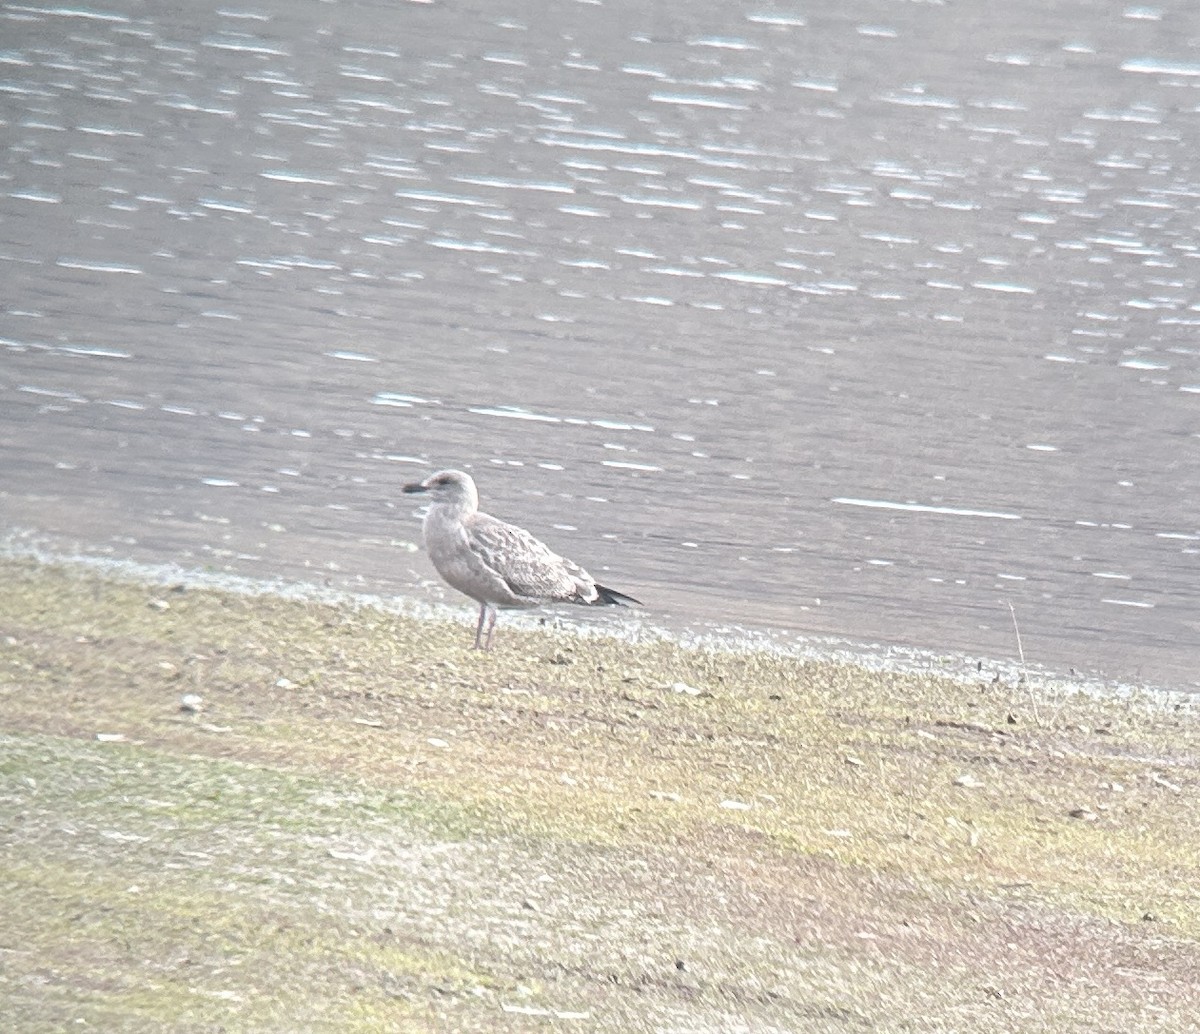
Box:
484 606 498 651
473 603 488 650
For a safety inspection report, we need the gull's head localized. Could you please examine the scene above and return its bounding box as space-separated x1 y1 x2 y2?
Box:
402 469 479 513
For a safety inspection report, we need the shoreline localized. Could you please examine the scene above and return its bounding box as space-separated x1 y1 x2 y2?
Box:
1 530 1188 705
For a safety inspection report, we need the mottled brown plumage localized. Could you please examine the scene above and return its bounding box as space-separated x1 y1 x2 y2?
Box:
402 469 640 649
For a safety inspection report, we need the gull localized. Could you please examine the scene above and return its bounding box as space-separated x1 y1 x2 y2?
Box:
403 469 641 650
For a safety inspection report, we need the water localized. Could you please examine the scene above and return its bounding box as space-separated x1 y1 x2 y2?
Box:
1 0 1198 691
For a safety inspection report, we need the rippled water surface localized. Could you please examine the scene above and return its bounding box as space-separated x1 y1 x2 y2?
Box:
2 0 1198 689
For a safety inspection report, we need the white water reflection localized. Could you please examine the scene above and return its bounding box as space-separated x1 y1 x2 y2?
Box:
832 499 1024 522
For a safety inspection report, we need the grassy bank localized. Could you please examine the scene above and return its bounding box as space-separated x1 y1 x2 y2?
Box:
0 557 1197 1032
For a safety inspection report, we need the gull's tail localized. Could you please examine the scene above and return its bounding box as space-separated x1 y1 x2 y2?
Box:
593 583 642 607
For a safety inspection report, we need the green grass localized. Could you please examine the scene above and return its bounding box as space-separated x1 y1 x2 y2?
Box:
0 557 1197 1032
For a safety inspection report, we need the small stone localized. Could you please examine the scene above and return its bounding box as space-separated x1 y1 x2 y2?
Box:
720 799 752 811
275 677 297 690
147 599 170 611
671 681 702 696
954 773 985 789
95 733 126 742
1068 807 1098 821
675 959 686 972
844 755 864 767
179 693 204 714
427 737 449 748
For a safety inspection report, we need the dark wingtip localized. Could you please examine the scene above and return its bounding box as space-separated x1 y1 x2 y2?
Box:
595 583 642 607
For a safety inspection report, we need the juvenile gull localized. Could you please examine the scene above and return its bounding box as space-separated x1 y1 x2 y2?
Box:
403 469 641 650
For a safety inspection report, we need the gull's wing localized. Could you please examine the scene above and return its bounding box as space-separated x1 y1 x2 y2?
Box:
464 512 596 603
